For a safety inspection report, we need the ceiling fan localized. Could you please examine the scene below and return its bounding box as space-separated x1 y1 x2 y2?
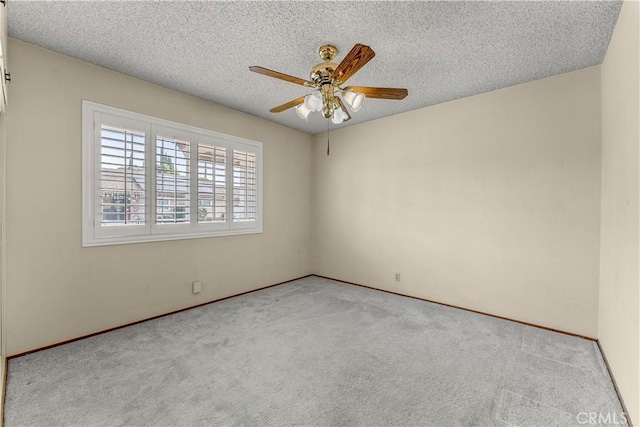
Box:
249 44 408 125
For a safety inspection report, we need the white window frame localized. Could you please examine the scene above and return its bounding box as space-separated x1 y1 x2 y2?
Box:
82 101 263 247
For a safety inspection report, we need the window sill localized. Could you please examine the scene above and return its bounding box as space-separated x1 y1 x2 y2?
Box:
82 226 263 247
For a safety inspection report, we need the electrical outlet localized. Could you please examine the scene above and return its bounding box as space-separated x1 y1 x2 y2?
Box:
395 273 401 282
192 280 202 294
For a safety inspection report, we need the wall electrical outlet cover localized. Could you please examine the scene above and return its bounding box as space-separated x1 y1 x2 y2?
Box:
192 281 202 294
395 273 401 282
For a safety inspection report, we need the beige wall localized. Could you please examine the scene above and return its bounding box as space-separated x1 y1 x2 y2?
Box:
0 3 7 419
0 84 5 426
312 67 602 338
599 1 640 424
5 39 313 355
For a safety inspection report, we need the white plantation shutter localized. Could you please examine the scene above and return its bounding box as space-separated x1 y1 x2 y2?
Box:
100 125 146 226
155 135 191 224
85 111 151 242
197 143 226 223
232 150 257 222
83 101 262 247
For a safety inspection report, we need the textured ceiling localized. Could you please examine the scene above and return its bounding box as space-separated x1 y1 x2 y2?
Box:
9 1 622 135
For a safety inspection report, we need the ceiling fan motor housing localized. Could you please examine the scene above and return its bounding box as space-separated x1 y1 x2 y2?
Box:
310 62 338 83
311 44 339 83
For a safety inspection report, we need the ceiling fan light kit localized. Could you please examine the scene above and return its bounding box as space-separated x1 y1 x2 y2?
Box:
303 91 323 112
331 107 347 125
343 90 364 112
295 102 312 120
250 43 408 126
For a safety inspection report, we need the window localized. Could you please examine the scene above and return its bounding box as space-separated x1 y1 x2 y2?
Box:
82 101 263 247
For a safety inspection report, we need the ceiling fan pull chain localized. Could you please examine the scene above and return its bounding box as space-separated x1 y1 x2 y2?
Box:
326 121 330 156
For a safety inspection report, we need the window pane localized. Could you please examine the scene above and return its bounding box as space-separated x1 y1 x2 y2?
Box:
100 125 146 226
197 144 226 222
232 150 256 222
156 136 190 224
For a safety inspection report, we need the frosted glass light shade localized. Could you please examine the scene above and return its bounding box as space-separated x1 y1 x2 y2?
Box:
304 92 323 112
296 104 311 120
331 108 346 124
343 90 364 112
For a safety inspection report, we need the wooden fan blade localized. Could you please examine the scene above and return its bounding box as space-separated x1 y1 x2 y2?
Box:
270 96 306 113
336 98 351 122
331 44 376 84
344 86 408 100
249 66 312 86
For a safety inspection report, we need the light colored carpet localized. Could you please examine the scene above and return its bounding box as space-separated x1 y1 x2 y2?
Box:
5 276 624 426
